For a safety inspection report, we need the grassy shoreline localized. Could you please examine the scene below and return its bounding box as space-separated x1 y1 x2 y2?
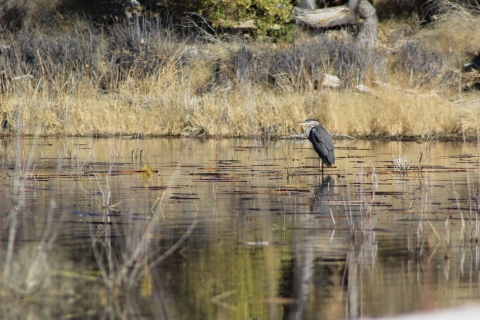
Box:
1 9 479 141
0 81 475 140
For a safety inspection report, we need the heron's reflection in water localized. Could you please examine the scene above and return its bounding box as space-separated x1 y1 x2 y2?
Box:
284 175 371 320
286 175 336 320
309 175 335 214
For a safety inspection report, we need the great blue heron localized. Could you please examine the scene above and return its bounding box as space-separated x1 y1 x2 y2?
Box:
299 118 335 174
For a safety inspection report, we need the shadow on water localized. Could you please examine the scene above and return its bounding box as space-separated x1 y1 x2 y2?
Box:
0 136 479 319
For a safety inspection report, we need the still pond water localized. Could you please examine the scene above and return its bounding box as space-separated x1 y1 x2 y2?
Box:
1 137 480 319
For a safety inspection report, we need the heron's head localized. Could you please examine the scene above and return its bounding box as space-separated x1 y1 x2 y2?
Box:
299 118 320 127
299 118 319 135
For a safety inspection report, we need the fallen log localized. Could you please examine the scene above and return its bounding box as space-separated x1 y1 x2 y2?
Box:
293 6 356 28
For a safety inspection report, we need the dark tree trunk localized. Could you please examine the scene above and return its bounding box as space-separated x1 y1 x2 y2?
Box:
356 0 378 47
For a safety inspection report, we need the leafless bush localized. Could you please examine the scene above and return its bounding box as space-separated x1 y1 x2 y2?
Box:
267 36 385 88
107 17 180 81
208 35 386 90
396 40 455 87
0 15 183 91
1 25 102 78
0 0 61 32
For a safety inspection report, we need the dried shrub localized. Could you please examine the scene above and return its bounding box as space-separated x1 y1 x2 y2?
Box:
0 16 182 91
267 35 385 88
0 27 99 80
202 34 386 91
395 40 455 87
0 0 61 31
107 18 177 81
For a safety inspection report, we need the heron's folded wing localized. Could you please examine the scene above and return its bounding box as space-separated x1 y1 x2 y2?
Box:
311 127 335 165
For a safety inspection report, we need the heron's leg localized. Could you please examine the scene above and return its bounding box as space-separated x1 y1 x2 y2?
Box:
318 158 322 181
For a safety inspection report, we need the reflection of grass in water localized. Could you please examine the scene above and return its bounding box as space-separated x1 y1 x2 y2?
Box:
0 135 291 319
453 126 480 243
1 243 108 318
350 143 480 314
0 136 107 316
3 135 480 318
0 136 195 318
1 136 293 319
173 234 293 319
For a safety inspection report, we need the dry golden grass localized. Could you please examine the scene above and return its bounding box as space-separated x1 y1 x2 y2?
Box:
1 73 471 139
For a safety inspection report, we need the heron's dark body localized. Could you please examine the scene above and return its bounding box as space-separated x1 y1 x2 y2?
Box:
307 125 335 167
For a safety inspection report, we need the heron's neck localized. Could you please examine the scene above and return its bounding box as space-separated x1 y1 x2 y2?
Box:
304 125 314 137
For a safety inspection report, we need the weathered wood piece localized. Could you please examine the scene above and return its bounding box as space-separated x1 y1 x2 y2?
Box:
293 6 356 28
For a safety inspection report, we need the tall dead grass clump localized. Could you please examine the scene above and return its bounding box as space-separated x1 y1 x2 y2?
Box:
414 1 480 64
300 81 457 138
